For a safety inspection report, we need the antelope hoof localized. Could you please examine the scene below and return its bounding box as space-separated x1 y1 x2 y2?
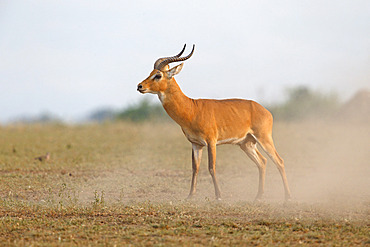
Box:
285 195 292 202
186 194 194 200
254 195 264 203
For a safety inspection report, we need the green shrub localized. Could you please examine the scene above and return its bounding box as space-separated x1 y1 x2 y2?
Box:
116 99 169 122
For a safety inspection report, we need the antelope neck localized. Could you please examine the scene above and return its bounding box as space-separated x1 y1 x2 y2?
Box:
159 79 195 126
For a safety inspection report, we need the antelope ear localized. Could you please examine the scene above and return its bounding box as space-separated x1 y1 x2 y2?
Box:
166 63 184 78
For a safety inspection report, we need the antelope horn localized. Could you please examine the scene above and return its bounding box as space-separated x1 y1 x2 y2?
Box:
154 44 195 70
154 44 186 70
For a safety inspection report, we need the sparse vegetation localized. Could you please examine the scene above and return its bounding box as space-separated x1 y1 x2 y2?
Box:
0 121 368 245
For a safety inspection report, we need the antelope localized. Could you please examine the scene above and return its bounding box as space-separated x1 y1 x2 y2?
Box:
137 45 291 201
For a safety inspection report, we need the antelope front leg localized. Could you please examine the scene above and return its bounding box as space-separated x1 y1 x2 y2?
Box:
188 144 203 199
208 143 221 200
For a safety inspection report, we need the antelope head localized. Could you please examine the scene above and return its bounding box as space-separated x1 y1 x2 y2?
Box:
137 44 195 95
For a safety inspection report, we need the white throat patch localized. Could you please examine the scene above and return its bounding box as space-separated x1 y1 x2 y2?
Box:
158 92 166 103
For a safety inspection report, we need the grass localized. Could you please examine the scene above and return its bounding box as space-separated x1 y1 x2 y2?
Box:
0 121 369 246
1 201 368 246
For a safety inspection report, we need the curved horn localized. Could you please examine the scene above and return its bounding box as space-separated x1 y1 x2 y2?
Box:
154 44 186 70
154 44 195 70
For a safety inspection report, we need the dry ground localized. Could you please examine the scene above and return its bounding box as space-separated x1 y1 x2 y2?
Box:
0 121 369 246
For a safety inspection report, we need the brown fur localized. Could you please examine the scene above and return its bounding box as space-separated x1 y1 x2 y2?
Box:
138 63 291 201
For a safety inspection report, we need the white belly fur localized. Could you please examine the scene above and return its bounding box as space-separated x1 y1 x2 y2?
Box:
216 137 246 145
183 128 250 146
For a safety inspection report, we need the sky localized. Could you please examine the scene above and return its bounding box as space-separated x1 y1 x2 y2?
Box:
0 0 369 123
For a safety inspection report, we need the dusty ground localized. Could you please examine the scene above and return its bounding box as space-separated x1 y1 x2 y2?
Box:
0 121 369 245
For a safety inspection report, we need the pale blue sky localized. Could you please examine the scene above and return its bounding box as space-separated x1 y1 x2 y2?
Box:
0 0 369 122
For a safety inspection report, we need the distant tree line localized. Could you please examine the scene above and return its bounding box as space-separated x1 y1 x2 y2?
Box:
89 99 169 123
93 86 340 122
11 86 367 124
116 99 169 122
267 86 339 121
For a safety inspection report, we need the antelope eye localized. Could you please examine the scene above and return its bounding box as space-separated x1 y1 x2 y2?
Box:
154 74 162 80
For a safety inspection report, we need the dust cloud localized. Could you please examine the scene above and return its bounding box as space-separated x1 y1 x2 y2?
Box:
285 121 369 206
77 119 369 220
